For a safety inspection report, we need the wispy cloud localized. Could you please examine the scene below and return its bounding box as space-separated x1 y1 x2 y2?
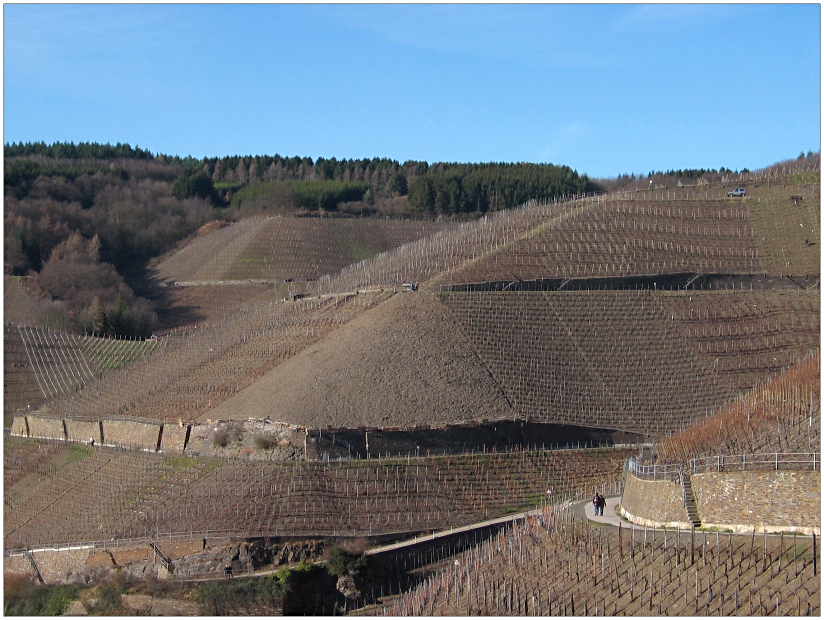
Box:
610 4 739 33
312 5 627 70
539 122 589 163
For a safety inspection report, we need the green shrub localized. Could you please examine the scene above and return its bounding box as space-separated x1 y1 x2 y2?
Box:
3 577 83 616
193 576 286 615
325 547 367 577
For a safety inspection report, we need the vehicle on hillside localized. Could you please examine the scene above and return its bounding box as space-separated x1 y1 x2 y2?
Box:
727 187 746 197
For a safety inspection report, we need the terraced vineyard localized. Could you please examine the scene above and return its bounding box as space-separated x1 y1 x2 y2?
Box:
153 216 451 284
295 182 819 297
3 326 161 419
656 351 820 463
439 288 817 435
657 289 820 393
3 440 632 550
746 178 820 275
388 505 820 616
207 291 516 429
42 291 392 421
3 326 44 416
155 282 287 330
445 198 760 284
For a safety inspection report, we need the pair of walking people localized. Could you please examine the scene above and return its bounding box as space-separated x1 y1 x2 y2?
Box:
592 492 606 516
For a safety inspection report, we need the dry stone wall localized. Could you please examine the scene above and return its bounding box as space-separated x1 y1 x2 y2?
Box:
26 415 66 440
11 413 311 459
621 469 820 534
692 470 820 534
160 424 190 453
619 473 690 528
102 419 162 451
65 418 103 444
10 416 28 436
4 548 95 585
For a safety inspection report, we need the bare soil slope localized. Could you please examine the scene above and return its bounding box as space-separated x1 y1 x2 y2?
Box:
206 292 515 428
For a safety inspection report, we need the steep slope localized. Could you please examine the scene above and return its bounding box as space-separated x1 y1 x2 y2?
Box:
3 326 44 416
442 290 732 435
153 216 451 284
206 292 515 428
3 276 40 327
656 351 820 462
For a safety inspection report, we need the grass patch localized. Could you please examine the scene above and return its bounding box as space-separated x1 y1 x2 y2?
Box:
65 444 93 463
163 455 199 471
193 574 287 615
344 240 378 262
788 171 820 185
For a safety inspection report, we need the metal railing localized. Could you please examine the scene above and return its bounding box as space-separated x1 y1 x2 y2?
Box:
690 452 819 475
624 456 682 482
4 529 241 558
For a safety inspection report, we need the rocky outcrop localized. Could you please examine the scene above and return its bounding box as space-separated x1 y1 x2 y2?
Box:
172 538 325 578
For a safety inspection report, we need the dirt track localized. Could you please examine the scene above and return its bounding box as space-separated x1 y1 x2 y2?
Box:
205 291 515 428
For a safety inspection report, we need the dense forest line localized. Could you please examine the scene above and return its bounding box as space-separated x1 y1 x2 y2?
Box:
6 141 596 215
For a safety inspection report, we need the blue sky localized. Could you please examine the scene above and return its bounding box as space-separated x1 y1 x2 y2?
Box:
3 3 820 178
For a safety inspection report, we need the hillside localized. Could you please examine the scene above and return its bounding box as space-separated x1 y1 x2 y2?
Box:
441 290 731 435
3 438 631 549
25 171 821 439
205 286 816 437
387 506 819 616
656 351 820 463
39 292 393 421
206 291 515 428
152 216 451 284
3 276 40 327
440 181 819 287
4 325 161 420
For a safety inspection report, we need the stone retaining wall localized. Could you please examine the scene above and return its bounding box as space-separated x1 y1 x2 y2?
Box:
160 424 190 453
101 420 162 451
4 548 95 585
3 554 36 580
692 470 820 534
11 416 28 436
65 419 103 445
619 473 691 528
621 469 821 534
26 416 66 440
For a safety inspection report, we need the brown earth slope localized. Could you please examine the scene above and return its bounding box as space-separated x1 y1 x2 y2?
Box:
206 291 515 428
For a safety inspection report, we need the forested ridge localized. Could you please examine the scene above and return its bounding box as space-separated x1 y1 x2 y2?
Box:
4 141 595 338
